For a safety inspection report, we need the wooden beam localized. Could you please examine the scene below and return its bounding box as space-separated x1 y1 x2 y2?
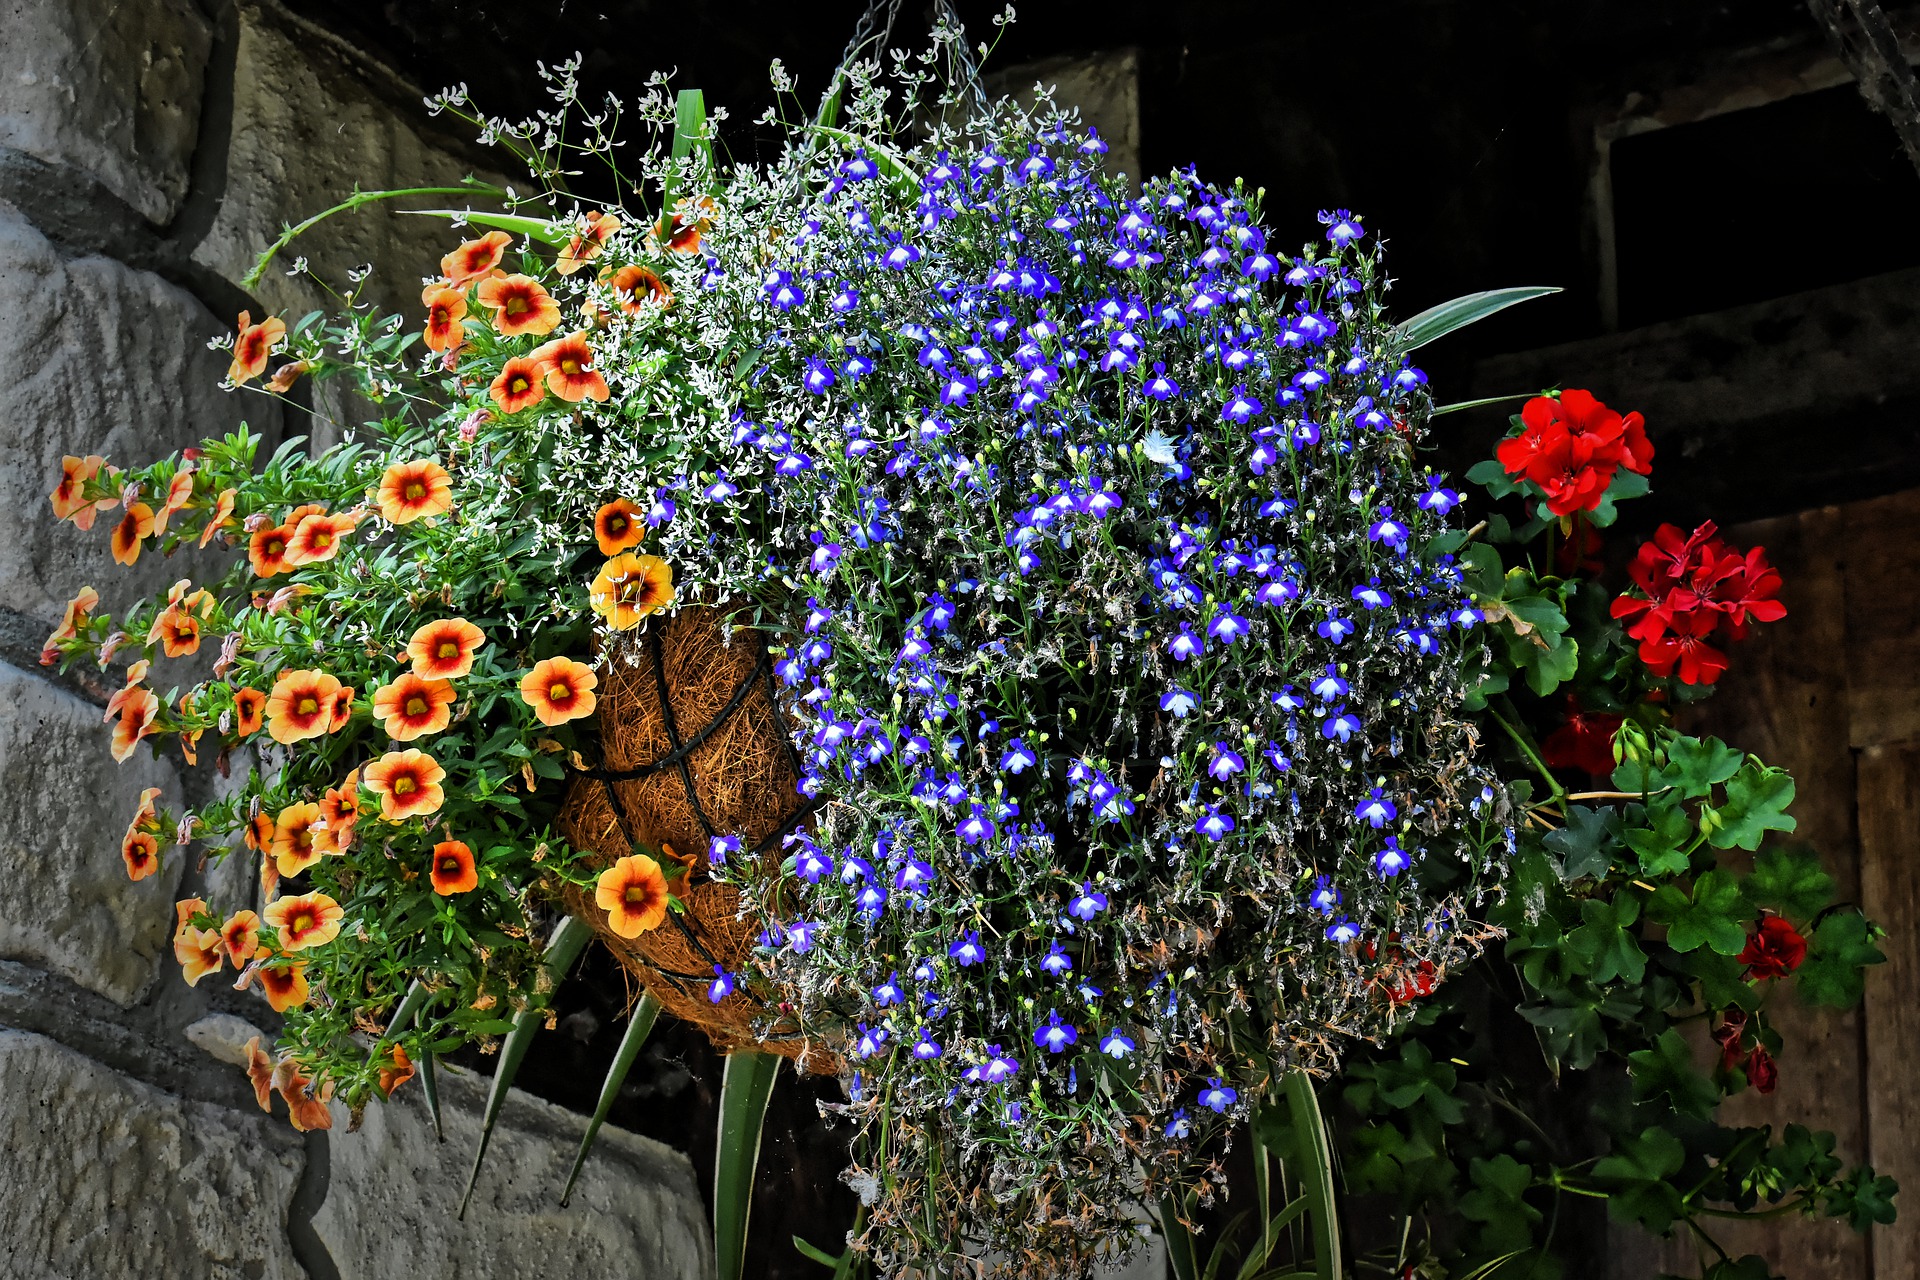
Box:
1858 740 1920 1277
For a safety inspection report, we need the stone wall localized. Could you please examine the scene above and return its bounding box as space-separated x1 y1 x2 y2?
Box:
0 2 710 1276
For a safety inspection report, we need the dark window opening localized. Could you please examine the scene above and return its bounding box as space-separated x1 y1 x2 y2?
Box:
1612 81 1920 329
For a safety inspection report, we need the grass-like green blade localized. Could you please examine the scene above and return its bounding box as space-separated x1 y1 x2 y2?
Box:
1159 1192 1200 1280
559 990 662 1206
1282 1072 1342 1280
673 90 710 166
399 209 568 245
243 179 507 285
420 1050 443 1142
457 915 593 1218
1396 286 1561 350
715 1051 782 1280
377 978 429 1046
1431 391 1541 417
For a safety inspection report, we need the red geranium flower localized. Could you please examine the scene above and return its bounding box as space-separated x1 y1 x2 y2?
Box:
1497 390 1652 517
1739 916 1807 981
1539 696 1624 776
1611 522 1785 685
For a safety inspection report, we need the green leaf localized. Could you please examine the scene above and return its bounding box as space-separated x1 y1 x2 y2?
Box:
1704 763 1797 851
1545 805 1621 882
1160 1194 1201 1280
561 991 661 1205
458 915 592 1218
1584 467 1650 529
672 89 710 164
1825 1165 1899 1230
1622 798 1696 877
792 1237 843 1268
1652 736 1745 799
1458 1155 1543 1257
1628 1028 1721 1119
1395 287 1562 350
715 1051 783 1280
1466 457 1522 499
1796 911 1886 1007
1743 847 1834 922
1649 870 1750 955
1566 891 1648 984
1281 1071 1343 1280
419 1050 444 1142
1592 1126 1687 1232
399 209 568 245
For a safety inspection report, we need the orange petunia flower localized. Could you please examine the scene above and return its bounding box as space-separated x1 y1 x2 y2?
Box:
530 330 610 402
122 827 161 880
248 524 293 578
264 891 343 952
244 1036 275 1111
421 284 469 354
229 311 288 384
488 355 548 414
125 785 162 834
594 498 645 555
257 961 311 1013
373 672 456 741
595 853 671 938
152 469 195 536
407 617 486 679
429 839 478 895
475 273 561 338
272 801 325 878
364 749 446 822
440 230 512 286
589 552 674 630
148 604 203 658
274 1059 335 1132
519 655 598 726
40 585 99 666
199 489 238 548
258 849 280 901
108 685 160 763
222 910 262 964
50 455 104 523
174 919 225 986
244 809 275 854
607 264 671 311
377 459 453 525
233 687 267 737
656 195 715 255
557 210 622 276
266 668 341 744
111 502 155 566
327 684 355 733
377 1043 417 1096
319 767 361 851
285 510 357 567
264 360 309 394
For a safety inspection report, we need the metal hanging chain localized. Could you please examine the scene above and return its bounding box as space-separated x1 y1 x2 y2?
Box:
816 0 992 124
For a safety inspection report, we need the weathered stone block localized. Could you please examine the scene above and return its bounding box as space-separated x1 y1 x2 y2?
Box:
987 48 1142 187
314 1061 712 1280
0 205 270 629
0 661 183 1007
0 0 211 224
0 1029 305 1280
192 0 511 321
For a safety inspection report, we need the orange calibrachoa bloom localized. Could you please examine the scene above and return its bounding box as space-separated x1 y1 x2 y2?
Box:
40 585 99 666
248 522 294 577
376 459 453 524
440 229 511 285
221 909 262 964
244 1036 275 1111
589 552 674 630
174 898 225 985
608 263 671 311
421 284 468 354
364 749 446 821
475 273 561 338
264 891 343 952
266 669 342 744
264 360 309 393
327 684 355 733
50 455 108 527
372 672 456 741
271 801 325 877
488 355 548 414
110 502 155 566
320 766 361 850
285 509 357 567
152 469 195 536
229 311 287 384
149 603 204 658
108 684 160 763
274 1059 334 1132
519 655 598 726
257 961 311 1013
200 488 236 547
556 209 621 275
407 617 486 679
429 839 478 895
657 194 715 255
595 853 671 938
594 498 644 555
531 330 610 402
233 687 267 737
377 1044 417 1096
122 827 161 881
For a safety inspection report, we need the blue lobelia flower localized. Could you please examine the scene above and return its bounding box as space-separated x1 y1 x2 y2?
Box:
1208 745 1246 781
1040 941 1074 976
873 972 905 1006
708 967 735 1003
854 1022 888 1059
949 931 986 966
957 805 997 845
1310 664 1348 702
831 284 860 312
1356 787 1398 828
1143 362 1181 400
1351 579 1392 610
1317 610 1356 643
1160 688 1199 718
1000 739 1038 774
1320 208 1365 246
708 834 741 866
1198 1078 1238 1112
1262 741 1292 773
1033 1010 1079 1053
764 269 805 310
1099 1029 1135 1059
1194 806 1235 841
1164 1108 1192 1139
1255 577 1300 607
913 1030 943 1060
1067 882 1108 921
1321 706 1362 743
803 356 836 395
894 856 936 893
1419 483 1465 516
1167 625 1206 662
1368 509 1412 550
1325 918 1362 944
1222 386 1263 424
855 882 888 921
1373 836 1411 877
794 843 833 884
786 920 821 953
703 471 739 503
982 1046 1021 1084
1307 875 1341 914
1207 606 1252 644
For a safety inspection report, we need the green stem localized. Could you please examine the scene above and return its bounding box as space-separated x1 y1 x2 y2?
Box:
1490 701 1566 804
243 182 509 288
